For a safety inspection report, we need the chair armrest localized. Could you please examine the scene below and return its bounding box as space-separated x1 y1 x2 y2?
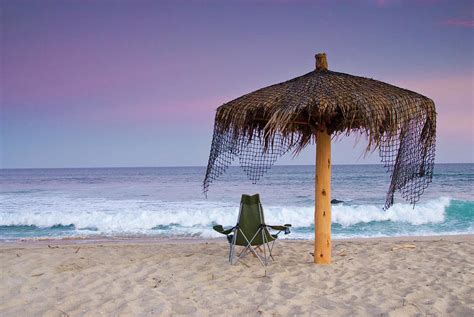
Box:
213 225 234 235
266 224 291 235
266 225 287 231
266 224 291 230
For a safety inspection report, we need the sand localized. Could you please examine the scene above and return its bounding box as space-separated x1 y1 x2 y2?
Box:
1 235 473 316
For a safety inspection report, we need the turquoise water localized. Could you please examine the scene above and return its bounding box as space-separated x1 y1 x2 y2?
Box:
0 164 472 240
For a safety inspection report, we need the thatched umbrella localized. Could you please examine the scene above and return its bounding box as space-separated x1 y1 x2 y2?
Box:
203 53 436 264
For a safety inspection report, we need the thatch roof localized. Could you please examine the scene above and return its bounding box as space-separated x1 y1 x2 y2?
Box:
204 54 436 209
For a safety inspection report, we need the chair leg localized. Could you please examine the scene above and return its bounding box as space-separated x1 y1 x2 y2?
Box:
229 242 234 264
262 231 268 266
267 239 276 261
229 231 238 265
242 230 267 267
248 245 266 267
230 229 269 268
237 245 251 258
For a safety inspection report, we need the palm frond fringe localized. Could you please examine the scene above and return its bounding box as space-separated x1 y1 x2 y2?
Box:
203 69 436 209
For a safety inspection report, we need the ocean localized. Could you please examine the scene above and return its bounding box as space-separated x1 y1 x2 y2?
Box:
0 164 472 241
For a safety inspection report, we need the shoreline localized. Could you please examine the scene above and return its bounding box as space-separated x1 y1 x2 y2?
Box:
1 233 472 247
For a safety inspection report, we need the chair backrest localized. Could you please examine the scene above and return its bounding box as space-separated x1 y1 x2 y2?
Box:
235 194 275 246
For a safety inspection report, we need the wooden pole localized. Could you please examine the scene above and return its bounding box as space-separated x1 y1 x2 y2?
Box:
314 53 332 264
315 129 331 264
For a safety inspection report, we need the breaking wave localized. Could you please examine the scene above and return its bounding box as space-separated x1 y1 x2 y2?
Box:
1 196 471 240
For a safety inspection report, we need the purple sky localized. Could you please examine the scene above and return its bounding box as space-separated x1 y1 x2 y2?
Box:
1 0 473 168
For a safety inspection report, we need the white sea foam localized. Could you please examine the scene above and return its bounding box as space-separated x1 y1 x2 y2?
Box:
0 195 452 238
331 197 450 226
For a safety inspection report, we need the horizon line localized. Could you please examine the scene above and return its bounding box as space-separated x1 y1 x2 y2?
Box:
1 162 472 170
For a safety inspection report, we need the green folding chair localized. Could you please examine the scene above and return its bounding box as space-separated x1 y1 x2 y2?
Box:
213 194 291 267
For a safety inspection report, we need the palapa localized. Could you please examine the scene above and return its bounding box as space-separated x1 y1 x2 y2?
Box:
203 53 436 264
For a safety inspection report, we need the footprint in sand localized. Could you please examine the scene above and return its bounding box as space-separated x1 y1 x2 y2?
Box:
56 263 83 272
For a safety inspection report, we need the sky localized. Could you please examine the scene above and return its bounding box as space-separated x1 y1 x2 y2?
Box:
1 0 473 168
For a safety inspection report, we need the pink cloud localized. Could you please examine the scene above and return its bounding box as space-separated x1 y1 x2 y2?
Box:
442 19 474 28
62 94 232 126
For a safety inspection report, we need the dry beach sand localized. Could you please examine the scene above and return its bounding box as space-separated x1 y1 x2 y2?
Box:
1 235 473 316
